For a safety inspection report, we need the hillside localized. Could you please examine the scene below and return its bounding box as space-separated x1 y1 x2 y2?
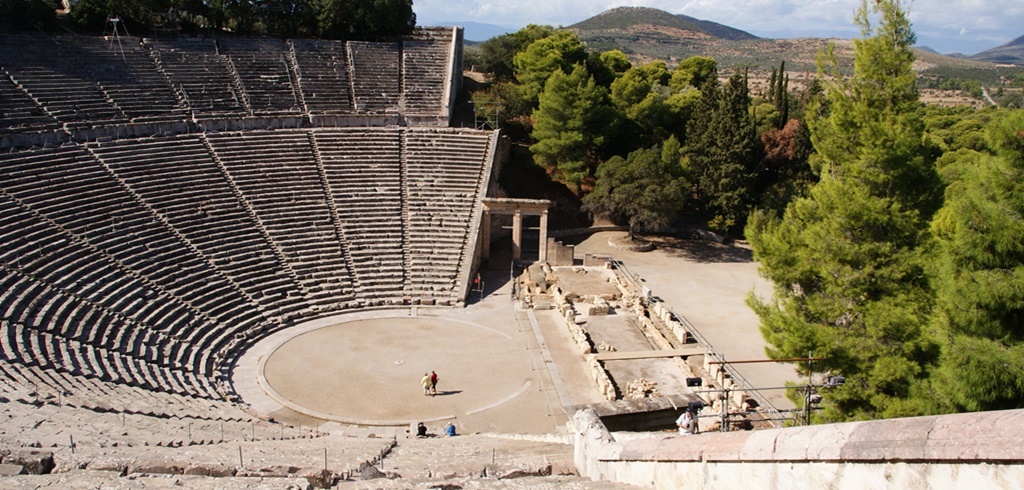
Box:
566 6 1023 92
971 34 1024 65
569 6 757 41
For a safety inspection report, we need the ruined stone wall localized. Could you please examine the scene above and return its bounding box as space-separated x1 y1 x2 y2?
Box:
546 238 575 266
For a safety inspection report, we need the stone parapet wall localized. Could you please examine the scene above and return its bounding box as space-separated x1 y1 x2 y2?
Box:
572 407 1024 489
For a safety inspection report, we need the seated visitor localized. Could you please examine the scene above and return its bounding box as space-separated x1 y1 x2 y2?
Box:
416 422 427 437
676 408 696 436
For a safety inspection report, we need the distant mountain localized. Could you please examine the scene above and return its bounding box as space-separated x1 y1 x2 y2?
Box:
675 13 759 41
970 34 1024 65
569 6 757 41
560 6 1009 87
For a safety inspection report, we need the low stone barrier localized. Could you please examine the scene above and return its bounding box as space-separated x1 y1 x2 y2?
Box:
571 407 1024 489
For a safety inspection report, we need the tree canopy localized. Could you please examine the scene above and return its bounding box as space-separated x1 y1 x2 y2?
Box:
513 30 588 104
747 0 942 421
685 72 761 234
582 138 688 238
529 64 619 192
929 110 1024 412
61 0 415 38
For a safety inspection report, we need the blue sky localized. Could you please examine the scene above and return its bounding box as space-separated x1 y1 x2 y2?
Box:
413 0 1024 55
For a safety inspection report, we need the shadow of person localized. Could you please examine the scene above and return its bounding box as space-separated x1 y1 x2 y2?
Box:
433 390 462 396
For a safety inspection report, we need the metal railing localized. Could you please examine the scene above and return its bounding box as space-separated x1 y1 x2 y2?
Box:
609 259 786 427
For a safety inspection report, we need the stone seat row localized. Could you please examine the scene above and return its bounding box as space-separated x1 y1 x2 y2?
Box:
0 360 245 423
0 125 491 412
0 320 215 400
0 30 456 135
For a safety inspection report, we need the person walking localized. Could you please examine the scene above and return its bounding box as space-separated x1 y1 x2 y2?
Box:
421 373 431 396
430 370 439 395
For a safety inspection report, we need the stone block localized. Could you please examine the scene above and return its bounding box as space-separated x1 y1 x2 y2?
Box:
84 457 131 475
184 463 238 477
804 422 860 461
842 416 934 461
550 461 578 475
695 431 752 462
128 459 186 475
51 452 90 473
925 409 1024 461
0 463 25 476
739 429 783 461
2 449 54 475
296 467 336 488
488 463 552 479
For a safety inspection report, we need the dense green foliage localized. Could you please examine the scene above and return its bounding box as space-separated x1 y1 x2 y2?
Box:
929 111 1024 412
685 73 762 234
0 0 58 30
475 25 556 81
513 30 589 105
747 0 944 421
61 0 413 38
530 65 619 191
473 25 811 235
582 139 688 238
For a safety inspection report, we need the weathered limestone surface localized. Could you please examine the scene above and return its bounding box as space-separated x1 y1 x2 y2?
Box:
573 408 1024 489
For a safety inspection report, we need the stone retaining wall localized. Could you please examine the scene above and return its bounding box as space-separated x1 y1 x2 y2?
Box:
571 407 1024 489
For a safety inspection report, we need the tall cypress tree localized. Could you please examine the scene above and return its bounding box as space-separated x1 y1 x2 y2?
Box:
746 0 941 421
686 72 760 234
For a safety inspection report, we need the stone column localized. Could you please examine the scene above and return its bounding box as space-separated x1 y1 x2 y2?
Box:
481 209 491 259
538 209 549 262
512 208 522 261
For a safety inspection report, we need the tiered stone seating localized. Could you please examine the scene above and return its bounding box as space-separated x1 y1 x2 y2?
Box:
348 41 401 113
0 27 498 451
0 361 249 422
0 35 125 127
74 36 185 122
402 36 450 114
146 38 246 116
0 74 61 134
289 39 354 114
205 130 355 313
85 135 309 323
219 39 302 115
0 28 459 133
0 362 301 451
0 146 269 381
315 128 407 303
403 128 492 301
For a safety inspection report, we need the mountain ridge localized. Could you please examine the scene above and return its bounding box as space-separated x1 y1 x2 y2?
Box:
569 6 757 41
970 34 1024 65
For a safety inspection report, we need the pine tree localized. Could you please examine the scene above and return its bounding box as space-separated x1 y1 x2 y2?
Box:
746 0 941 421
929 110 1024 412
530 65 619 192
513 30 588 105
